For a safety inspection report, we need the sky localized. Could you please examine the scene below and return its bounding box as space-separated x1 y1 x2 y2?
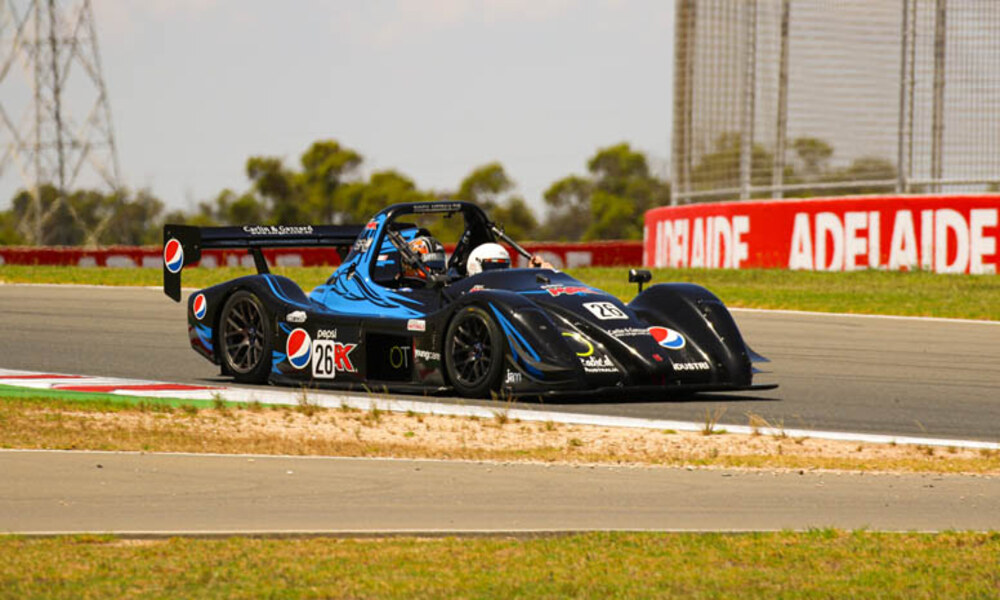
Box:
1 0 676 216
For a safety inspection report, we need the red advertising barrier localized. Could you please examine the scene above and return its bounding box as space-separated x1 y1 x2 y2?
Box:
0 241 644 269
643 195 1000 274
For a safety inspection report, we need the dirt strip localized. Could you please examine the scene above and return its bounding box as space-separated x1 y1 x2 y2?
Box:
6 403 998 474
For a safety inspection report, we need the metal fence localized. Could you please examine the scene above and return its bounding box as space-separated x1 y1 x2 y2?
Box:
671 0 1000 204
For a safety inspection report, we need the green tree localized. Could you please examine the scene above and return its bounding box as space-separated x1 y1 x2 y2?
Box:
792 136 834 178
587 191 642 240
541 175 592 241
194 189 266 226
541 143 669 241
0 206 24 244
339 170 432 223
490 196 538 241
99 189 164 245
454 162 512 210
689 132 775 195
5 185 165 245
455 162 538 239
245 156 303 224
300 140 363 224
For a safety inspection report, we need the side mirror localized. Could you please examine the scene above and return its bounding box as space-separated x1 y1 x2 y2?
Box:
628 269 652 293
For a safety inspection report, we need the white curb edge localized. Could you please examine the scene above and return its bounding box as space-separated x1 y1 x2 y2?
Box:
1 368 997 451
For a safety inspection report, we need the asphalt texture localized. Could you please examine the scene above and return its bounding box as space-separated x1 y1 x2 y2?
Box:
1 284 997 441
4 450 1000 534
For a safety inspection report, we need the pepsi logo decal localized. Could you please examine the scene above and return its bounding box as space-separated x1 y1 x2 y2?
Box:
192 294 207 320
164 238 184 273
648 326 686 350
286 328 312 369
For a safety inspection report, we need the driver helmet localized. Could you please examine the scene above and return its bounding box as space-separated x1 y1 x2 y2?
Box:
467 242 511 275
404 235 446 278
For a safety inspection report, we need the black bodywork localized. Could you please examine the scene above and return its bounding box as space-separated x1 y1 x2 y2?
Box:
163 201 775 398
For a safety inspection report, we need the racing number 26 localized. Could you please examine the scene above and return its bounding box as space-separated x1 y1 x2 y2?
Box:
312 340 337 379
582 301 628 320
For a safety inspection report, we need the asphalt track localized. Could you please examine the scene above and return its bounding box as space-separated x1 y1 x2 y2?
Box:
5 450 1000 533
1 284 997 441
2 284 999 535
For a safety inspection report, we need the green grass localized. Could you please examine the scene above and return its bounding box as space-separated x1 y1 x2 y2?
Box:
1 531 998 599
3 264 998 320
0 384 221 411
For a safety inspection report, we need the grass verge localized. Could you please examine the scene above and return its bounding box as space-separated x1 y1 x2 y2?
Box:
2 531 999 599
2 390 998 474
2 265 999 320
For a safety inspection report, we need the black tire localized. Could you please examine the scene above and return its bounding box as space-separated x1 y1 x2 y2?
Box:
444 306 506 398
219 290 273 384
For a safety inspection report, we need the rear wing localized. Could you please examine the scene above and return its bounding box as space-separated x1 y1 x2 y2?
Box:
162 224 362 301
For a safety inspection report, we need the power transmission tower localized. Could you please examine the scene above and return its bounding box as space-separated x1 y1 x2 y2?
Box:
0 0 121 245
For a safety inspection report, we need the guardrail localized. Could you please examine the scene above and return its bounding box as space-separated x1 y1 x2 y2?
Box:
0 241 645 269
644 195 1000 274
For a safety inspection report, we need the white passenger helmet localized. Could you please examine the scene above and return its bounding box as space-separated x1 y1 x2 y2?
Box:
467 243 511 275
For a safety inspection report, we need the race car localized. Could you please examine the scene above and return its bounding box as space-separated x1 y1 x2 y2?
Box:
162 201 774 398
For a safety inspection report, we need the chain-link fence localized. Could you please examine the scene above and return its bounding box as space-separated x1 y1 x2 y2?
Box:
671 0 1000 204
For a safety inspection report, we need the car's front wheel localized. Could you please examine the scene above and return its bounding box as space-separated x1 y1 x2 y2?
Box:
219 290 273 384
444 306 506 398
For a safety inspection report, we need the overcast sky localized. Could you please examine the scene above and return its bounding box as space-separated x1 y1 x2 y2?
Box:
2 0 675 216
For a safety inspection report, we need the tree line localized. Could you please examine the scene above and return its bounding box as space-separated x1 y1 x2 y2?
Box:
0 139 671 246
0 134 897 246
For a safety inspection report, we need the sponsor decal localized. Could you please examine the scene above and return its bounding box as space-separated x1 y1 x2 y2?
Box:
316 329 338 340
469 285 486 293
606 327 650 339
352 237 373 253
650 215 750 269
673 360 711 372
286 328 312 369
164 238 184 273
243 225 314 236
648 326 686 350
389 345 411 370
413 202 462 213
543 285 593 297
285 310 306 324
583 301 628 321
505 370 523 385
365 220 379 230
414 348 441 362
581 354 618 374
192 293 207 320
561 332 594 357
407 319 426 332
312 340 358 379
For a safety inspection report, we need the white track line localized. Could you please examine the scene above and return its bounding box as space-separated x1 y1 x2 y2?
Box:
2 368 997 451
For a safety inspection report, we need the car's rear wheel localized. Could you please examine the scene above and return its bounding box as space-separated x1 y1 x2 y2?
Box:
444 306 506 398
219 290 272 383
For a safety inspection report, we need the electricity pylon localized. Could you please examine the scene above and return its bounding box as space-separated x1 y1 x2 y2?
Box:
0 0 121 245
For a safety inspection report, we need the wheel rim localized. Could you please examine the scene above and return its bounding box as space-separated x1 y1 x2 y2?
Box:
450 313 494 388
223 297 265 374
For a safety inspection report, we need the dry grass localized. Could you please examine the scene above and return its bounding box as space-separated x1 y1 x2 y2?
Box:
2 399 998 474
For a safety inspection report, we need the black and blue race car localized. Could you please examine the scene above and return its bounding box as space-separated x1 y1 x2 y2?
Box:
163 201 774 398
